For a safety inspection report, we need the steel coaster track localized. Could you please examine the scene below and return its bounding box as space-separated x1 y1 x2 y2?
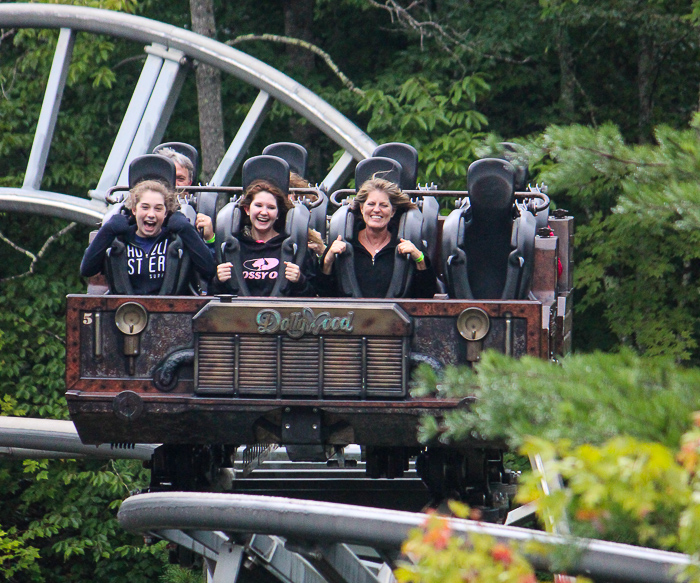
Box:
0 3 376 225
119 492 691 583
2 417 692 582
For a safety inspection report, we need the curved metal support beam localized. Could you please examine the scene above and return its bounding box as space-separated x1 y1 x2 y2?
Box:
0 417 156 460
0 188 107 226
0 4 376 161
119 492 690 583
23 28 75 191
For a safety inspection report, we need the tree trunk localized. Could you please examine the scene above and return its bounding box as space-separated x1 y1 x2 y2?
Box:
638 34 654 143
556 24 576 121
190 0 225 183
284 0 315 71
283 0 320 180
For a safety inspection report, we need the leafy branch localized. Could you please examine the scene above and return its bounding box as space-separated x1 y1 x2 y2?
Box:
365 0 532 67
0 222 78 283
228 34 365 96
365 0 464 52
0 28 15 47
573 146 667 167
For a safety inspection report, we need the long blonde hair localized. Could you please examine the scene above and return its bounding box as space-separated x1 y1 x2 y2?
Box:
352 177 416 226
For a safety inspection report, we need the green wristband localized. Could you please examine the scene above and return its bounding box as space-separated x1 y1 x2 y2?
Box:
415 251 425 263
205 234 216 244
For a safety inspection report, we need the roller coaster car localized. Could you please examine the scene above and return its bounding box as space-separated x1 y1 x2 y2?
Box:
65 154 573 508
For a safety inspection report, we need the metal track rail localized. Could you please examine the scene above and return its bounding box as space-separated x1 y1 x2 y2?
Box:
0 416 155 460
0 4 375 224
118 492 691 583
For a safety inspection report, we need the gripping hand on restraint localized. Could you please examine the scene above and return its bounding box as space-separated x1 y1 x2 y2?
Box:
104 213 130 236
166 211 190 234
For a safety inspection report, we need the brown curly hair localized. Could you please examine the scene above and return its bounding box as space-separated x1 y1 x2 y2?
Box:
125 180 179 213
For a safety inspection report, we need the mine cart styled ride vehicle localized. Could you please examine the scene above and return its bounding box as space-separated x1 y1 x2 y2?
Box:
65 143 573 516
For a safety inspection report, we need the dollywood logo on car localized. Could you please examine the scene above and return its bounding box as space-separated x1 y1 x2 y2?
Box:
256 307 355 338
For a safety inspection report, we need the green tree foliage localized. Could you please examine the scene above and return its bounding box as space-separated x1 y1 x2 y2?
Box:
359 75 489 188
0 456 167 583
413 346 700 573
413 350 700 450
513 117 700 359
510 422 700 583
412 353 700 576
0 0 140 194
0 1 178 580
519 436 690 549
5 0 700 578
395 502 546 583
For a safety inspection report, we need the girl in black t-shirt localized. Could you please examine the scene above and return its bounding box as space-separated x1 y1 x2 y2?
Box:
215 180 315 297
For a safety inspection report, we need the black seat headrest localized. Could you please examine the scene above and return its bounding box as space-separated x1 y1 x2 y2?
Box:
128 155 176 189
153 142 199 181
262 142 308 177
372 143 418 190
242 155 290 194
467 158 516 214
355 157 403 190
309 191 329 239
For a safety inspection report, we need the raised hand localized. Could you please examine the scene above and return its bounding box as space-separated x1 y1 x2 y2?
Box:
322 235 346 274
217 262 233 282
196 213 214 241
284 261 301 283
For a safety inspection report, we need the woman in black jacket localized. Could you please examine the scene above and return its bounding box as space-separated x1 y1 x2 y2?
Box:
215 180 315 296
317 177 438 298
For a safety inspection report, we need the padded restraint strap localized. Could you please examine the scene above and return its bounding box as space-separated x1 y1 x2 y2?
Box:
214 201 236 264
328 205 424 298
420 196 440 267
534 203 549 231
177 204 207 294
328 205 362 298
159 236 186 295
196 191 229 232
441 205 474 299
104 239 134 295
102 202 127 225
271 204 310 297
179 203 197 226
501 205 537 300
386 208 422 298
309 190 329 239
464 158 516 299
104 235 186 295
219 202 249 296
